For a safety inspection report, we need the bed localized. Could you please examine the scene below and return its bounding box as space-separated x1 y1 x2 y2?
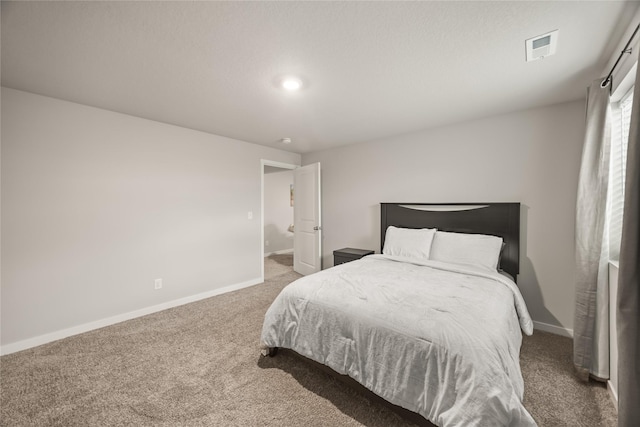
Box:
260 203 536 426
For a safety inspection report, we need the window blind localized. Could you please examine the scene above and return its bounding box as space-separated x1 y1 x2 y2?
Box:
609 88 633 260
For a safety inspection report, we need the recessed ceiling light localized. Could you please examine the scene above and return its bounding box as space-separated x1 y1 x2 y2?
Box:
280 137 293 144
281 77 303 91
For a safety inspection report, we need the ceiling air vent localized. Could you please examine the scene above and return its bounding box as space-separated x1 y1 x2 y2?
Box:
526 30 559 62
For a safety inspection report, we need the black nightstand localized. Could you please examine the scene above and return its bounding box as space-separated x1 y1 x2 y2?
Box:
333 248 374 266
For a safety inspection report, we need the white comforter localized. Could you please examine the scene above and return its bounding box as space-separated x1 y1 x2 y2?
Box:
260 255 537 426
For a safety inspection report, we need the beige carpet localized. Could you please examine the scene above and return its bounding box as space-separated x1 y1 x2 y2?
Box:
0 255 617 426
264 253 294 280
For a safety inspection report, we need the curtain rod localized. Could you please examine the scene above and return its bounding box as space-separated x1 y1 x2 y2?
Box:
601 23 640 88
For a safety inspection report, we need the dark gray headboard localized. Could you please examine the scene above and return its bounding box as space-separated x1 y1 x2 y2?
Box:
380 203 520 281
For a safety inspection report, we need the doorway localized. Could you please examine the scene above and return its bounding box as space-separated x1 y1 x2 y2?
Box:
261 160 297 280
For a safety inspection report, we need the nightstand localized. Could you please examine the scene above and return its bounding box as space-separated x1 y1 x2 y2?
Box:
333 248 374 266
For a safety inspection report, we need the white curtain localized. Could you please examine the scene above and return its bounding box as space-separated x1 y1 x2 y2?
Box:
617 47 640 426
573 78 611 379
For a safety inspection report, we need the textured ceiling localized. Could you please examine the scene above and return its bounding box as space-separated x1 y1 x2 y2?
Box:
2 1 638 154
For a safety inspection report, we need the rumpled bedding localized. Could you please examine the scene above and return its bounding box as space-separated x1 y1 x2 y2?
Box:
260 255 537 426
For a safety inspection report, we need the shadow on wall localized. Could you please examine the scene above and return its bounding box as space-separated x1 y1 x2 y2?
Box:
322 204 380 268
520 204 565 333
265 223 294 254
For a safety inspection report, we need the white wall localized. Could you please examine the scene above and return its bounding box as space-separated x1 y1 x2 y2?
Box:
264 169 294 254
303 100 585 333
1 87 300 350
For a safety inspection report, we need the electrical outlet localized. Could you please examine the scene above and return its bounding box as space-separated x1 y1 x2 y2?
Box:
266 240 270 246
154 278 162 290
248 211 253 220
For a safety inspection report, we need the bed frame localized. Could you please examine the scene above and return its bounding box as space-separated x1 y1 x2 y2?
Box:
381 202 520 280
266 202 521 426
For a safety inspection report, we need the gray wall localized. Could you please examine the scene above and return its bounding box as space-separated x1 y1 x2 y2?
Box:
1 87 301 348
303 100 585 333
264 169 294 254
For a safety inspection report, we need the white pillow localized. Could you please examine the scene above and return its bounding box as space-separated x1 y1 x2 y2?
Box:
429 231 503 271
382 226 437 260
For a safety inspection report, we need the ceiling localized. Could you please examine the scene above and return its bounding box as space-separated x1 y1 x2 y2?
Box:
2 1 638 154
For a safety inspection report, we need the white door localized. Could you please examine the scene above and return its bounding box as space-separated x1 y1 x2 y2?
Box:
293 163 321 275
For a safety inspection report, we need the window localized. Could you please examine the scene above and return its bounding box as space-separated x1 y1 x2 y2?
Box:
609 87 633 260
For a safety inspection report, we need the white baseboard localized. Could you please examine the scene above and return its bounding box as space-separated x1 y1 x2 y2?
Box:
0 277 262 356
607 380 619 410
533 320 574 338
264 248 293 257
0 291 579 355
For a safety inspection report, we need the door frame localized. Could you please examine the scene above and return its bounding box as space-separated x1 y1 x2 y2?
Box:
261 159 298 281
